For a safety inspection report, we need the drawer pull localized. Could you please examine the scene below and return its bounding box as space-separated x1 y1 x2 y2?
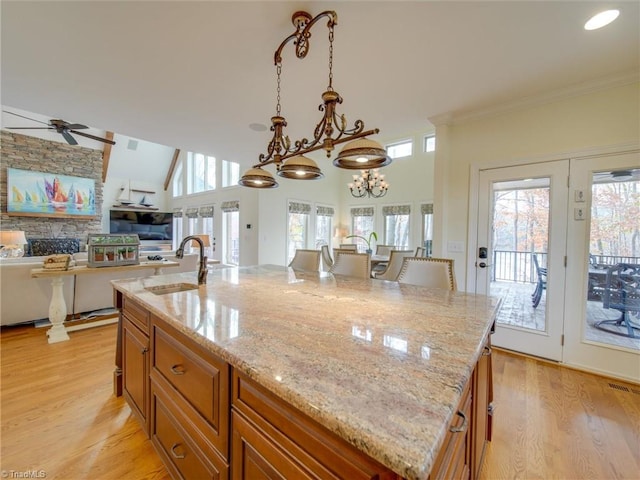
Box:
488 402 496 416
170 365 186 375
170 443 186 459
450 410 468 433
482 345 492 356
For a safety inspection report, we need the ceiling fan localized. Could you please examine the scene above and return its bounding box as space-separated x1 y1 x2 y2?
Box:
3 111 116 146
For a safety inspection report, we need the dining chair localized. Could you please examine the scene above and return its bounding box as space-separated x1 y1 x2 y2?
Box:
397 257 457 290
414 246 425 257
320 245 333 272
375 245 394 256
329 252 371 279
339 244 358 251
372 250 415 281
288 249 321 272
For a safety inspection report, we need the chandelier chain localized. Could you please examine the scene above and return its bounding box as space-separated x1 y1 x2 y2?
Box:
276 63 282 116
328 24 334 91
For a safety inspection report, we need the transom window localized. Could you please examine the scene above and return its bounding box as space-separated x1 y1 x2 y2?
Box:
386 140 413 159
187 152 216 194
424 134 436 153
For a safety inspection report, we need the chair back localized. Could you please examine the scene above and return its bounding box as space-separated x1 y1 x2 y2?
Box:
320 245 333 271
375 245 394 256
339 244 358 251
373 250 415 281
603 263 640 311
397 257 457 290
288 249 320 272
414 246 425 257
329 252 371 279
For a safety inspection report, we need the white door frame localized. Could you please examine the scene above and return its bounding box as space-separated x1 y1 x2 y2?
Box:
466 143 640 381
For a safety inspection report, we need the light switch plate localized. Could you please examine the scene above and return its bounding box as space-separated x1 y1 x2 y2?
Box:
574 207 585 220
448 241 464 253
574 190 585 202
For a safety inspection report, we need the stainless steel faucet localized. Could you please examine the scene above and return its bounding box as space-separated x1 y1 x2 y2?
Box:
176 235 208 285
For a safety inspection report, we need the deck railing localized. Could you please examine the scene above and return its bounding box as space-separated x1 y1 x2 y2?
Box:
492 250 640 283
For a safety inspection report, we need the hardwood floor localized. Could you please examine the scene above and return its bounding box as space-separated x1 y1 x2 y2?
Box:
0 323 168 480
1 324 638 480
480 349 640 480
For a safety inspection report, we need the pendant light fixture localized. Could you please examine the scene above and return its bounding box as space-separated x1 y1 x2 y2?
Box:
239 11 391 189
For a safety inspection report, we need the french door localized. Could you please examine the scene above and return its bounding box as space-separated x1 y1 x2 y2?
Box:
475 160 569 361
563 152 639 382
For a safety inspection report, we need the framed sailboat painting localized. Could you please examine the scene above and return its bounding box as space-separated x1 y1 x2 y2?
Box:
6 167 97 218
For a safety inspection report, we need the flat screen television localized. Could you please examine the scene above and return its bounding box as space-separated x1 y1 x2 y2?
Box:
109 210 173 244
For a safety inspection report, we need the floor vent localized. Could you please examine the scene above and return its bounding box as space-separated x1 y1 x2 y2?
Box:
608 383 630 392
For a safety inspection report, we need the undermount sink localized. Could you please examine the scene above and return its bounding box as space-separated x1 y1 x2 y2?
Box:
145 283 199 295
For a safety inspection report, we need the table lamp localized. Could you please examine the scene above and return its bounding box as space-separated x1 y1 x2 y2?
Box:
0 230 27 258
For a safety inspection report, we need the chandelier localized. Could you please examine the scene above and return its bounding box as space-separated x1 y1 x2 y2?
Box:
239 10 392 189
348 169 389 198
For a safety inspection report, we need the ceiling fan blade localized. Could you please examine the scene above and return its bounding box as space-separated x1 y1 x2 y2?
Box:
61 130 78 145
2 110 49 125
64 123 88 130
70 129 116 145
5 127 55 130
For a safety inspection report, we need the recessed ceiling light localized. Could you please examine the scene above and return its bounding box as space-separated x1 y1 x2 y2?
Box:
249 122 268 132
584 9 620 30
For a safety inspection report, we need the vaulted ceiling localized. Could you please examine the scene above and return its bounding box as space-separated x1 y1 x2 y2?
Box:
2 1 638 181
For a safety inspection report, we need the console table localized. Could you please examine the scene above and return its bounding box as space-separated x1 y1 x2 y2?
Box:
31 261 179 343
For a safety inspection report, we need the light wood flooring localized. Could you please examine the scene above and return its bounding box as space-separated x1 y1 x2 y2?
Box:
1 324 639 480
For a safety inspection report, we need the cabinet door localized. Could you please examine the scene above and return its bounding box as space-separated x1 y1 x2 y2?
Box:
472 337 492 480
232 410 315 480
123 316 149 433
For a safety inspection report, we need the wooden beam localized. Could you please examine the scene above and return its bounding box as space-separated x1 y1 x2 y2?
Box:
101 131 115 182
164 148 181 191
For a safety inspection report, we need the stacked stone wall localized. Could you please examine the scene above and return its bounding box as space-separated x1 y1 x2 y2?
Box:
0 130 104 243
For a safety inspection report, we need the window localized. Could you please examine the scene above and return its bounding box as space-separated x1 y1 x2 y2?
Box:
221 201 240 265
184 207 200 252
386 139 412 159
383 205 410 249
222 160 240 187
287 201 311 263
187 152 216 194
315 206 334 248
172 162 183 197
172 208 183 250
424 134 436 153
199 205 215 258
421 203 433 256
350 207 375 252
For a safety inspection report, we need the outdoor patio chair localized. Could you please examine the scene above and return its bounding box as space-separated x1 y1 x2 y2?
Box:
531 254 547 308
596 263 640 338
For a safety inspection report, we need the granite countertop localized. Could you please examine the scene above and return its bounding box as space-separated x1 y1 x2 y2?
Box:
112 264 501 480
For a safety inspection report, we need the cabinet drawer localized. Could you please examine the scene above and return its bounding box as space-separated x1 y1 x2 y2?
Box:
151 381 228 480
123 296 150 334
232 370 398 480
152 317 229 459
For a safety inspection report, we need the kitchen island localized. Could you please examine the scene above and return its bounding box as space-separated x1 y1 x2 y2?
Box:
112 265 501 480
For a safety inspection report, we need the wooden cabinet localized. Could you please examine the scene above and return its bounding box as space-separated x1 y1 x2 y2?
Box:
149 316 230 479
116 293 493 480
122 297 151 435
231 370 400 480
472 336 492 479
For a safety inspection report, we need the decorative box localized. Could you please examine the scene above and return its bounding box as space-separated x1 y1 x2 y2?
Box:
87 234 140 268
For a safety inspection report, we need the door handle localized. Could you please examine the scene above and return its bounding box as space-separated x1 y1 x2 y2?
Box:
476 262 492 268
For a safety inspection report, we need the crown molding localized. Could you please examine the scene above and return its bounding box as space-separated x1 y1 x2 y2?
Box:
428 70 639 127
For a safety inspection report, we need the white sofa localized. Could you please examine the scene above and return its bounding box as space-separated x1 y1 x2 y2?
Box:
0 252 198 326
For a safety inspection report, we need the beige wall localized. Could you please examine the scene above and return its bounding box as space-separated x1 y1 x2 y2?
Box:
434 81 640 290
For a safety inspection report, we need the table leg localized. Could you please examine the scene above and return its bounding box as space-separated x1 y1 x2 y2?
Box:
46 277 70 343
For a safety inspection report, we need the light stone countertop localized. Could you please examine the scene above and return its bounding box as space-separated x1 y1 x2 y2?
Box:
112 264 502 480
